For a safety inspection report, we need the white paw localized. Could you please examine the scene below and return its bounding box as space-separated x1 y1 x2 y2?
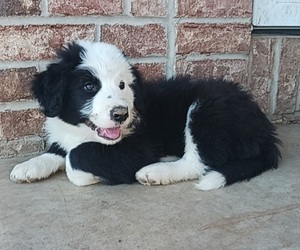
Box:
136 163 178 186
136 160 202 186
196 171 226 191
135 166 170 186
10 154 65 183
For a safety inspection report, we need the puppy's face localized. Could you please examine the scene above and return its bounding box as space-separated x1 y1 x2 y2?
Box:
32 41 138 145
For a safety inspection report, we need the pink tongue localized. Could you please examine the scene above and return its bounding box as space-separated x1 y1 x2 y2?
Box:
97 127 120 140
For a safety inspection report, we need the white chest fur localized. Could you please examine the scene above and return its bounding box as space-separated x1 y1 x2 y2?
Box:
45 117 97 152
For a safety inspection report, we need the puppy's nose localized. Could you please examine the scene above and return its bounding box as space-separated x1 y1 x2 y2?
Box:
110 106 129 123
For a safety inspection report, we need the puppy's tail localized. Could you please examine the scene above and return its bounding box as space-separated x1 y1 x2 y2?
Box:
197 139 281 190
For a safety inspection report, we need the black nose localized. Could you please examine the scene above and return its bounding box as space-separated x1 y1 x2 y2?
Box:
110 106 129 123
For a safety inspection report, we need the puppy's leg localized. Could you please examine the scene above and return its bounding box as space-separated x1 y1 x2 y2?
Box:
10 143 66 183
136 158 205 186
136 102 205 185
65 137 161 186
65 144 104 187
65 153 101 187
136 102 226 190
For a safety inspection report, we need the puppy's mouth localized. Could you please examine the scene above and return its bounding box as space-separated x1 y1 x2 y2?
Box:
85 120 121 140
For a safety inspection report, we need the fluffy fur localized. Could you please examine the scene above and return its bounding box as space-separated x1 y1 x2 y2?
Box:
10 40 281 190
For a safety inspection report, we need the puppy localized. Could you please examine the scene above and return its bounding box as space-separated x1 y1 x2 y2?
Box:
10 40 281 190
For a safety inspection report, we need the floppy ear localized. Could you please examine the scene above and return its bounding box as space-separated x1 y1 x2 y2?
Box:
31 63 67 117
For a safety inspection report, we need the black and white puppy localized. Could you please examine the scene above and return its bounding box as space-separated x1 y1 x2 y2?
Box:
10 40 281 190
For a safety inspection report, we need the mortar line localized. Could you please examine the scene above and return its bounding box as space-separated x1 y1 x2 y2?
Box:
0 16 165 26
177 17 251 24
0 62 39 70
123 0 131 16
178 53 249 61
295 75 300 112
0 53 249 70
165 0 176 78
94 25 100 42
37 61 50 72
270 37 282 115
40 0 49 17
0 100 39 112
128 57 167 64
246 38 254 91
0 16 251 26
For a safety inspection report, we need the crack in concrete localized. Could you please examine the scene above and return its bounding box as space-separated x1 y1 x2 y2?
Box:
199 204 300 231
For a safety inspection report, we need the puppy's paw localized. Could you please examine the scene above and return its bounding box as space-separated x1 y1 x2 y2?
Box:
10 154 65 183
136 163 174 186
196 171 226 191
10 161 39 183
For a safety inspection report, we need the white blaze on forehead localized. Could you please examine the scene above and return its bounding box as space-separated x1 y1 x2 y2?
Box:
76 40 134 84
75 40 136 138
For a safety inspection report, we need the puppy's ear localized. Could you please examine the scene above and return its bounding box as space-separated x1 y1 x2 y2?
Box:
31 63 67 117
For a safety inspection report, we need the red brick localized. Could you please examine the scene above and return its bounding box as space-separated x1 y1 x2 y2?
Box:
0 68 37 102
134 63 166 81
176 23 251 55
249 37 276 114
101 24 167 57
131 0 166 17
48 0 122 16
176 59 248 85
177 0 252 18
276 38 300 114
1 109 45 140
0 25 95 61
0 0 41 16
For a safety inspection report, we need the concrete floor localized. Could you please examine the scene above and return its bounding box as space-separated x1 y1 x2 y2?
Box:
0 125 299 250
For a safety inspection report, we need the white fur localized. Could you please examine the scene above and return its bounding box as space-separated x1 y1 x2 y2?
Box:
10 153 65 183
196 171 226 190
77 41 135 145
135 160 203 185
136 102 207 186
136 102 227 190
65 154 101 186
10 41 227 190
10 41 137 185
45 117 99 152
45 42 136 150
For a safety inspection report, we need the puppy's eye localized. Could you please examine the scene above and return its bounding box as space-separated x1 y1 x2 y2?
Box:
83 82 95 92
119 81 125 90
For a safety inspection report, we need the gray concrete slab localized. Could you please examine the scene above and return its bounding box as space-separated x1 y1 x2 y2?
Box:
0 124 300 250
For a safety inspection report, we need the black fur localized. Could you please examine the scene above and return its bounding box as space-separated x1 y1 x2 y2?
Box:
31 41 281 188
69 137 160 185
69 76 281 186
32 43 101 125
47 143 67 158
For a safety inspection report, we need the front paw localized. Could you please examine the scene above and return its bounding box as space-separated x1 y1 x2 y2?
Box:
10 160 44 183
10 154 65 183
136 164 173 186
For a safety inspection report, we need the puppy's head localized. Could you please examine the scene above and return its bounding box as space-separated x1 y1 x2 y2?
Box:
32 40 139 145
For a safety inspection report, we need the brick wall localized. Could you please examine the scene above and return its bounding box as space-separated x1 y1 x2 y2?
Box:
0 0 299 158
249 35 300 123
